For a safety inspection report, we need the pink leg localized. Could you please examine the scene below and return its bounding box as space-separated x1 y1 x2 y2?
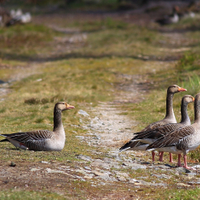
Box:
169 153 173 163
159 151 164 161
152 151 155 162
177 154 182 167
183 154 195 170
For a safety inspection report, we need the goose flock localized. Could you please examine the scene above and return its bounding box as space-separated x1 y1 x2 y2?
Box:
120 85 200 170
0 85 200 170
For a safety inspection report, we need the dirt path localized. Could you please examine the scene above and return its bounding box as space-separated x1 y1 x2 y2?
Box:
87 74 147 148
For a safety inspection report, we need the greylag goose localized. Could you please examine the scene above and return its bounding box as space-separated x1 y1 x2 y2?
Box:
133 95 194 162
0 102 74 151
155 6 179 25
119 85 187 161
146 93 200 170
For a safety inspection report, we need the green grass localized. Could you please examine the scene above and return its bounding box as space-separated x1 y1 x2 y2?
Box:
0 24 63 60
0 190 67 200
159 187 200 200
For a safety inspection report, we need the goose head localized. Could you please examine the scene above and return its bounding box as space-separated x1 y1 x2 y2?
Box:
183 95 195 105
55 102 75 111
168 85 187 94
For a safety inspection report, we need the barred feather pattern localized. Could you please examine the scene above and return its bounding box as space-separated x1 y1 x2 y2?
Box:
146 126 195 151
1 130 53 151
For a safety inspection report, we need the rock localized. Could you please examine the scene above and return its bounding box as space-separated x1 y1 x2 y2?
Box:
129 178 141 184
75 136 85 140
92 169 116 182
46 168 75 178
115 172 130 182
175 167 191 174
84 166 91 171
177 183 191 187
151 174 171 179
9 162 16 167
91 159 111 169
30 168 41 172
77 154 93 162
122 162 147 170
192 165 200 169
40 161 49 164
84 174 94 179
78 110 90 117
188 179 200 185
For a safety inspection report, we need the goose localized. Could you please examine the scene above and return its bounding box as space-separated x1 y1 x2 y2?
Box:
155 6 179 25
0 102 74 151
119 85 187 161
146 93 200 170
133 95 194 162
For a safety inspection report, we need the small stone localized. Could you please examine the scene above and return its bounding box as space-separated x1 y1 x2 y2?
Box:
30 168 40 172
84 174 94 179
192 165 200 169
77 154 93 162
129 179 141 184
75 136 85 140
177 183 191 187
10 162 16 167
175 167 191 174
78 110 90 117
115 172 129 182
131 163 147 170
40 161 49 164
93 171 106 176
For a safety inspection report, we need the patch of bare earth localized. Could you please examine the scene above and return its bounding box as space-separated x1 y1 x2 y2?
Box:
87 74 148 149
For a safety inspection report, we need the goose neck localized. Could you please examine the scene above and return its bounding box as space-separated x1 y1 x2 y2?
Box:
165 92 176 121
194 98 200 124
53 108 63 131
180 101 190 124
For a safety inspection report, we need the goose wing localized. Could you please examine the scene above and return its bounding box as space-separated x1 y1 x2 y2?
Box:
0 130 53 150
146 125 195 150
134 123 183 140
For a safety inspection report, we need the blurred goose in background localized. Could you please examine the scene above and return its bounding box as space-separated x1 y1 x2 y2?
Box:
119 85 187 162
147 93 200 170
6 9 31 26
177 1 196 19
0 6 11 27
155 6 179 25
0 102 74 151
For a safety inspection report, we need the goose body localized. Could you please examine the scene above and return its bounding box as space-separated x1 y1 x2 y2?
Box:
0 102 74 151
119 85 187 161
147 93 200 169
155 6 179 25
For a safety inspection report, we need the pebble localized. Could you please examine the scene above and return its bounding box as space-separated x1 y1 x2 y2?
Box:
177 183 191 187
78 110 90 117
77 154 93 162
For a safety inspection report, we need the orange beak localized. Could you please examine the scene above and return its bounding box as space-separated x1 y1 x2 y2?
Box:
66 104 75 110
178 87 187 92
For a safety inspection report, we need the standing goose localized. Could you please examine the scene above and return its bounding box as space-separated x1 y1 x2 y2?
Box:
119 85 187 161
146 93 200 170
0 102 74 151
133 95 194 162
